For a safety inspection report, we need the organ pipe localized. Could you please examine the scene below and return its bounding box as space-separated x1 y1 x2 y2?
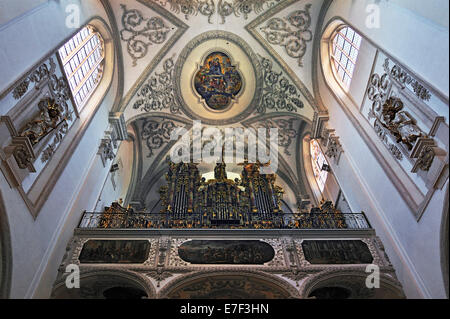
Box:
158 160 285 228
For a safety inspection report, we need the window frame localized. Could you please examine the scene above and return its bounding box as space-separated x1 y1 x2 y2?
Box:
57 25 105 115
329 25 362 91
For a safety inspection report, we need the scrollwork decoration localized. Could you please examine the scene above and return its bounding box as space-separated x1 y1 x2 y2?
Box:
13 145 34 170
415 146 435 172
388 59 432 101
133 56 179 114
232 0 279 19
19 98 67 146
155 0 280 24
260 4 313 66
155 0 215 22
198 0 216 23
164 0 199 19
257 55 304 113
41 121 70 163
12 58 57 100
373 120 403 161
367 73 391 119
217 0 233 23
366 59 437 169
13 81 30 100
217 0 279 24
141 119 180 157
378 97 424 151
368 58 433 115
120 4 171 66
259 118 297 155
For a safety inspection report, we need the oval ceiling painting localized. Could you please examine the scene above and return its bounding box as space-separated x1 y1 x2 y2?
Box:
178 240 275 264
194 52 243 111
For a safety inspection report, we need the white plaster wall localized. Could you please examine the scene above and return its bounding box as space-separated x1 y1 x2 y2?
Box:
323 172 341 203
315 0 449 298
0 0 47 27
0 0 119 298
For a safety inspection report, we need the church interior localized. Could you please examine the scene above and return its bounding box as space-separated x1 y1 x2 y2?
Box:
0 0 448 299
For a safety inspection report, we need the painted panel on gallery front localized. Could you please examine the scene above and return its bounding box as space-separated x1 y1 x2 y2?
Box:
178 240 275 264
301 240 373 264
79 240 150 264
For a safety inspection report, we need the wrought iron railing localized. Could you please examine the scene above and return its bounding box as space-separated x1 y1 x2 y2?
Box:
78 211 371 230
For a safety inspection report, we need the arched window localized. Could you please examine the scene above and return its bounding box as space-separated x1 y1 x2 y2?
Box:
58 25 105 113
330 26 361 89
310 139 329 193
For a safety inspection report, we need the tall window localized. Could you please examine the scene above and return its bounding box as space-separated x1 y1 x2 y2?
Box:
58 26 104 112
310 139 328 193
331 26 361 88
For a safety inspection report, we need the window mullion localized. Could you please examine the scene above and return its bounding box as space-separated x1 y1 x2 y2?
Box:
61 32 96 65
331 26 361 87
66 42 102 80
71 57 104 96
333 41 357 65
58 25 104 112
331 56 353 78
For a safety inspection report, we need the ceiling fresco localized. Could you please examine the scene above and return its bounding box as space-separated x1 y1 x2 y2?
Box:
104 0 326 210
194 51 243 111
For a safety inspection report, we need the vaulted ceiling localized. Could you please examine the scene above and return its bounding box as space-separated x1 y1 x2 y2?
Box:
104 0 327 209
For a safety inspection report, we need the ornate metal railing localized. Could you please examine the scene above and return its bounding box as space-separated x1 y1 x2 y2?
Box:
78 211 371 230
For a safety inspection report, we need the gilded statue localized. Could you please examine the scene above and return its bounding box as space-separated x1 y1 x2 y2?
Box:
20 97 64 145
380 97 423 150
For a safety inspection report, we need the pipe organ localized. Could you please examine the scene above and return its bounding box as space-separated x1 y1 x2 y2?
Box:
86 163 371 230
158 161 285 228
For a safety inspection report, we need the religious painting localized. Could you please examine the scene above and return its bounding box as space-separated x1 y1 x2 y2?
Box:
301 240 373 264
167 275 291 299
178 240 274 264
79 240 150 264
194 52 242 111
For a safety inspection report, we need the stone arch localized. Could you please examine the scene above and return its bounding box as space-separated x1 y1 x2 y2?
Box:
299 269 405 299
159 270 299 299
99 0 125 113
51 269 156 299
0 190 12 298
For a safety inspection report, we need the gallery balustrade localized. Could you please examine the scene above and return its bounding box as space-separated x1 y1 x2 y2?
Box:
78 211 371 230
